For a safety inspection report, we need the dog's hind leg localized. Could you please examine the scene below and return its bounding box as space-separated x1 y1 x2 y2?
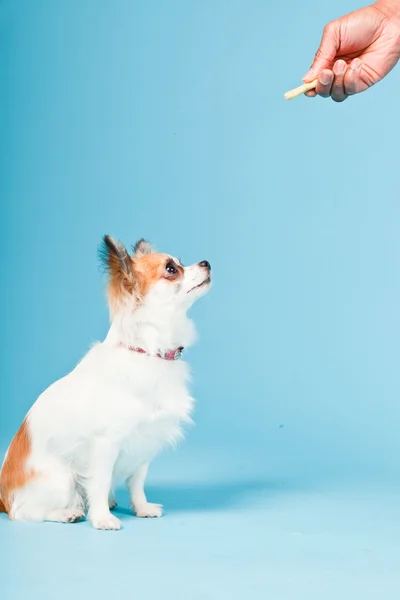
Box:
10 461 84 523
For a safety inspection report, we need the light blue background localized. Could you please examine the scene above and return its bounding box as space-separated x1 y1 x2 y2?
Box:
1 1 400 598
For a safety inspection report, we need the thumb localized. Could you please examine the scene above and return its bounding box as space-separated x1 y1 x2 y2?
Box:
303 22 340 81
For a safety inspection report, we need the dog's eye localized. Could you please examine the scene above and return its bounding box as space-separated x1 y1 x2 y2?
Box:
166 262 177 275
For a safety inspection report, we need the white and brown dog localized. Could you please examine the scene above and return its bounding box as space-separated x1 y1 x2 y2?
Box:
0 237 211 530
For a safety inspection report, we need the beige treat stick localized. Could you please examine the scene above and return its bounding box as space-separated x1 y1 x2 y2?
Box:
284 79 318 100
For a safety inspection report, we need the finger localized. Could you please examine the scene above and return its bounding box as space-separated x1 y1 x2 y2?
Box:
304 90 317 97
315 69 334 97
331 60 348 102
343 58 362 95
303 21 340 82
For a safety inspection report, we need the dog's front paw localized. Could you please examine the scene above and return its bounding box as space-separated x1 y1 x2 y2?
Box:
90 512 121 530
134 502 163 518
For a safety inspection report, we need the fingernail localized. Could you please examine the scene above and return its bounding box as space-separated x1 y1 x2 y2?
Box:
350 58 362 72
334 60 346 75
320 71 333 85
302 69 315 82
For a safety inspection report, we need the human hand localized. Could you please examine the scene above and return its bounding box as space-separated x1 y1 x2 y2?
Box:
303 1 400 101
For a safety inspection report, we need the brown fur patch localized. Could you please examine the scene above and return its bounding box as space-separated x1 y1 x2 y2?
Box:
0 419 34 514
133 254 184 298
108 276 134 316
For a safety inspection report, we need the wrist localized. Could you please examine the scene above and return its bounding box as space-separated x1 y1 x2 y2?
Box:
374 0 400 23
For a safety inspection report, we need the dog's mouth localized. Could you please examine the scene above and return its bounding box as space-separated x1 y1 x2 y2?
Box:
187 276 211 294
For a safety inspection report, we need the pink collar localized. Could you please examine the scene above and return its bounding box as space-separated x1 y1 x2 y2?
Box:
119 342 184 361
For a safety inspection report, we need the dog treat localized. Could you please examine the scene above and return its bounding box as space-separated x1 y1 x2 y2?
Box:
284 79 318 100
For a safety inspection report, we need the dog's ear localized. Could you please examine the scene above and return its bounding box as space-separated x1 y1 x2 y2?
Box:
99 235 137 316
100 235 132 276
132 239 154 258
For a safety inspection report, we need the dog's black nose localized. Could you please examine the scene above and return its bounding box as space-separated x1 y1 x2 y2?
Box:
199 260 211 270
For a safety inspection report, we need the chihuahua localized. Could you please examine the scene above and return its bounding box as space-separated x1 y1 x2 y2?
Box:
0 236 211 530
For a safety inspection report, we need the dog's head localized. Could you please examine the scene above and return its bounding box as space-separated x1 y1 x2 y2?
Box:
99 236 211 318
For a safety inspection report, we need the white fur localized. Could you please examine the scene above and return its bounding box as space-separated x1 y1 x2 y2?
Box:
7 254 210 530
